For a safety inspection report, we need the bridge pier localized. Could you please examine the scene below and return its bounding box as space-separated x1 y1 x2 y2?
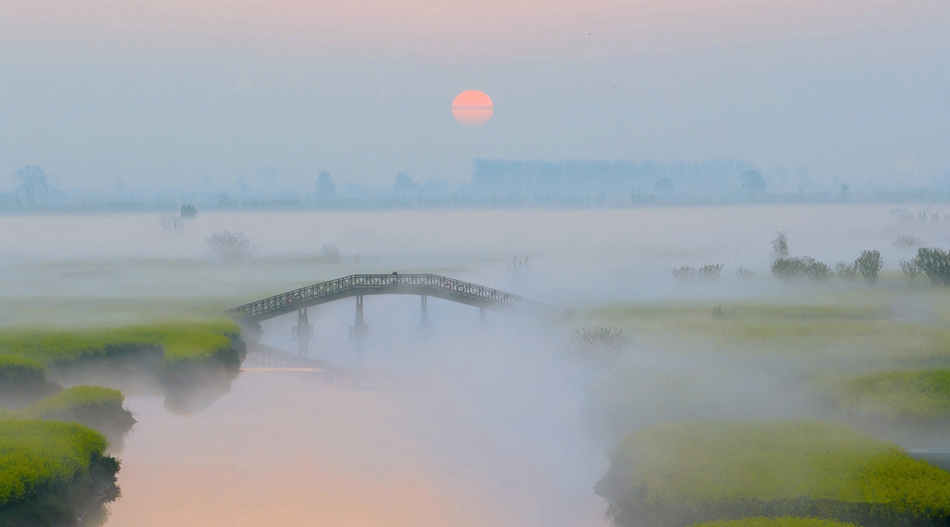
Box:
349 295 368 350
420 295 429 328
292 307 313 356
480 307 487 325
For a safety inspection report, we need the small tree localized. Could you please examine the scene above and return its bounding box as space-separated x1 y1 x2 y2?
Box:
770 232 789 260
899 258 921 284
672 266 697 281
316 170 336 200
320 244 341 264
855 250 883 287
205 230 252 261
740 170 767 193
655 177 674 193
803 257 832 284
913 247 950 286
13 166 49 206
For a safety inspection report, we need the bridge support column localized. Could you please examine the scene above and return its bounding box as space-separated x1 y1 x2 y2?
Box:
480 307 487 325
420 295 429 328
292 307 313 356
349 295 368 350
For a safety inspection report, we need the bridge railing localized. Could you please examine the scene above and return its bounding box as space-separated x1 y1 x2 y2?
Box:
227 274 550 320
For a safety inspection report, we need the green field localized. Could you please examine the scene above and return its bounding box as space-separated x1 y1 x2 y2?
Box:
826 369 950 420
0 318 242 367
693 519 857 527
597 421 950 527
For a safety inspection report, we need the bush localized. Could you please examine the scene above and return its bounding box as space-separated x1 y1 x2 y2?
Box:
829 369 950 420
900 258 922 284
855 250 883 287
21 386 135 436
894 235 923 251
772 257 832 284
735 267 756 280
698 264 724 280
320 244 341 264
157 214 186 235
673 266 697 280
913 248 950 286
596 421 950 527
835 261 858 282
205 230 252 261
563 327 634 365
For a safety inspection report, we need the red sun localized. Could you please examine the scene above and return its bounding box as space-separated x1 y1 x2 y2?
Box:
452 90 493 126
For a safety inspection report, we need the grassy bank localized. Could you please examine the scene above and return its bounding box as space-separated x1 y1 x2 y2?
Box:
0 318 243 367
0 356 59 407
826 369 950 420
0 419 119 526
21 386 136 438
597 421 950 527
693 519 856 527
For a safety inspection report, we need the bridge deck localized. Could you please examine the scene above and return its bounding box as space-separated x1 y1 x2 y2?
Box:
227 273 551 322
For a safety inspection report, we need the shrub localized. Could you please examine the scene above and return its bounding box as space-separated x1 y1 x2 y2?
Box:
913 248 950 286
157 214 186 235
21 386 135 436
855 250 883 287
673 266 697 280
835 261 858 282
596 421 950 527
735 267 756 280
771 258 806 283
563 327 634 365
900 258 922 284
205 230 252 261
609 265 634 281
803 258 832 284
894 235 923 251
320 244 341 264
698 264 724 280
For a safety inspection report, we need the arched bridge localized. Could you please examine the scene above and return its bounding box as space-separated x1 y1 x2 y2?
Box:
227 273 551 355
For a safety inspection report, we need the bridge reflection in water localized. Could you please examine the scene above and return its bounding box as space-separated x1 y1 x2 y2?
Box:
228 273 551 356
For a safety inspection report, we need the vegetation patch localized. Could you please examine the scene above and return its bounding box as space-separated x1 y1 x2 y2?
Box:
596 421 950 527
0 318 243 368
21 386 135 438
0 419 119 526
828 369 950 420
0 356 60 409
693 518 856 527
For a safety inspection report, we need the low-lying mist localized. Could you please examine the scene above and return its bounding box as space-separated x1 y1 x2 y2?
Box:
3 204 949 526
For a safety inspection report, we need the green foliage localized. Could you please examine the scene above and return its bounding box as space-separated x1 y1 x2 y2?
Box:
856 250 883 287
20 386 135 438
693 518 856 527
0 356 46 385
771 257 832 284
598 421 950 527
835 261 858 282
913 248 950 286
0 419 112 509
0 319 241 367
830 369 950 420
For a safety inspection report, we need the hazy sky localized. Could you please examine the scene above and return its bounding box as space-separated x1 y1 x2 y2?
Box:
0 0 947 189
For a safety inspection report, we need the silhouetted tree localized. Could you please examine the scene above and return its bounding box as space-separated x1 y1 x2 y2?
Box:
316 170 336 200
740 170 766 193
205 230 252 261
770 231 789 260
655 177 674 193
13 166 48 206
855 250 883 287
